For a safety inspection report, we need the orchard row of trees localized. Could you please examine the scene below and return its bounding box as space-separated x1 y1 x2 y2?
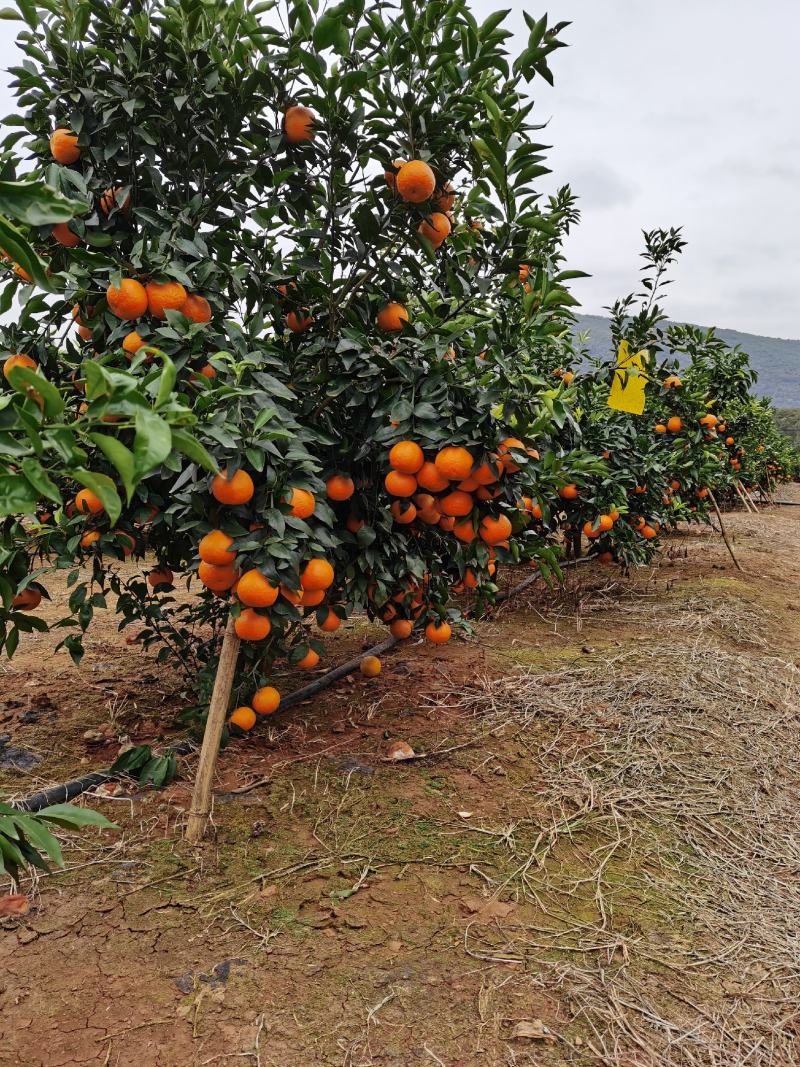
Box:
0 0 796 724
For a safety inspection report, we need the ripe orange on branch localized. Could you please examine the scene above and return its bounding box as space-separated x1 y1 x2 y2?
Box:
229 706 256 731
211 469 254 505
50 128 80 164
107 279 148 320
3 353 37 380
235 608 271 641
52 223 80 247
425 620 452 644
75 488 104 515
237 569 279 607
385 470 417 497
287 487 315 519
198 561 238 591
284 105 316 143
199 529 235 566
418 211 451 249
300 558 334 591
434 446 473 481
389 440 424 474
146 280 187 319
182 293 212 323
326 474 355 501
376 302 409 332
395 159 436 203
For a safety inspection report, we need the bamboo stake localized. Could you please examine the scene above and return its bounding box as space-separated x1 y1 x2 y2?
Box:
733 481 753 513
186 614 241 843
740 482 759 512
708 490 743 572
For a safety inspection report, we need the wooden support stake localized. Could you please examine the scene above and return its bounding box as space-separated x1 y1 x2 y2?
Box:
733 481 753 513
740 482 759 512
708 490 743 572
186 614 241 843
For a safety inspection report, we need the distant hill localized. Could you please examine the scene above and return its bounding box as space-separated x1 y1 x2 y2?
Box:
573 314 800 408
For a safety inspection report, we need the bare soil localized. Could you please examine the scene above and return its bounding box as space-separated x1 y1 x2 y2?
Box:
1 489 799 1067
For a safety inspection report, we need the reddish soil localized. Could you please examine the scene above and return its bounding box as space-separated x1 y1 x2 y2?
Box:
1 489 799 1066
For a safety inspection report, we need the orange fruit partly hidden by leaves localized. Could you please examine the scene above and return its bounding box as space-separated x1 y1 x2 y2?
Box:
558 483 579 500
3 353 37 380
107 278 148 320
235 608 272 641
663 375 682 388
12 587 42 611
598 551 614 563
497 437 526 473
296 648 320 669
666 416 683 433
376 302 409 332
148 567 173 587
75 488 104 515
300 558 334 591
280 584 301 605
253 686 281 715
425 620 452 644
384 470 417 497
146 280 187 319
641 525 657 540
725 436 734 446
182 293 212 323
391 500 417 524
346 514 364 534
433 181 455 212
439 515 456 532
389 440 424 474
390 619 413 639
440 490 473 517
319 609 341 632
699 413 718 428
52 222 80 247
198 561 238 591
655 423 666 434
360 655 382 678
80 530 101 549
237 569 279 607
598 514 614 532
395 159 436 203
50 128 80 164
287 310 314 332
453 519 476 543
582 521 600 540
519 263 530 281
696 487 710 499
230 706 256 731
300 588 325 606
383 157 405 190
326 474 355 501
284 104 316 143
435 446 473 481
114 530 136 557
287 487 315 519
211 468 254 505
479 514 512 545
474 461 500 485
416 460 450 492
199 529 235 566
562 371 574 385
418 211 451 249
122 331 144 356
100 186 131 214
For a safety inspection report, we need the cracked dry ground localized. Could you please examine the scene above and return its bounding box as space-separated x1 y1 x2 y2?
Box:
2 488 800 1067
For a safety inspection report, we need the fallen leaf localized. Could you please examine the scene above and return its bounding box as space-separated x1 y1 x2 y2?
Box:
0 894 29 917
457 810 473 819
511 1019 548 1040
385 740 415 761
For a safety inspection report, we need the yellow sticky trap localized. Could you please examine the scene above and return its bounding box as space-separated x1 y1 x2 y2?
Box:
607 340 649 415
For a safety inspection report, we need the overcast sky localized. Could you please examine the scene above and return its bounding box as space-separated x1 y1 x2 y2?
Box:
1 1 798 338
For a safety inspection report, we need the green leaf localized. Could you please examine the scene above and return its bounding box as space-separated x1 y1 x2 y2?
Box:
0 180 85 226
0 473 38 515
171 428 218 473
6 364 64 418
154 354 177 410
89 433 136 502
72 469 122 525
38 803 118 830
21 457 62 503
14 0 36 28
133 409 172 477
0 215 52 291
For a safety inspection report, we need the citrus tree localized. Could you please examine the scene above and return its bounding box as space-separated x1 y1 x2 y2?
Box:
0 0 595 730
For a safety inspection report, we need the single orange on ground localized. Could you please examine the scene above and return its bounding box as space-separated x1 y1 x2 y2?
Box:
425 620 452 644
376 302 409 332
146 280 187 319
287 487 315 519
235 608 271 641
385 470 417 497
230 706 256 731
296 648 320 669
396 160 436 203
52 222 80 248
389 440 424 474
199 529 235 566
360 655 382 678
237 569 279 608
211 469 254 505
418 211 451 249
300 558 334 591
390 619 413 639
3 353 37 380
107 278 148 320
326 474 355 501
75 488 104 515
284 105 316 143
148 567 173 587
434 446 473 481
50 128 80 164
182 293 212 323
253 686 281 715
